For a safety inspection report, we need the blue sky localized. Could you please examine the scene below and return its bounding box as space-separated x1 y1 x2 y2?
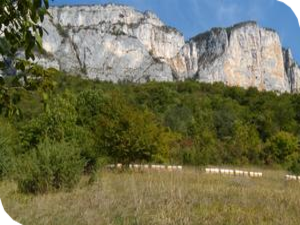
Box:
51 0 300 63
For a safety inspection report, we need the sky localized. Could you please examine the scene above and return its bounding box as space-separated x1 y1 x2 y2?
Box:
50 0 300 63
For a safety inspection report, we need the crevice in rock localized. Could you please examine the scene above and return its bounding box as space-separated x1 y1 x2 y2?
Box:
69 36 87 75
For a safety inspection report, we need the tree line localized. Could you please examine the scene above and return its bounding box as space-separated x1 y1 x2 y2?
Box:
1 73 300 193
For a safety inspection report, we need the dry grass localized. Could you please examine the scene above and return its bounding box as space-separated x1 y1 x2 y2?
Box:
1 167 300 225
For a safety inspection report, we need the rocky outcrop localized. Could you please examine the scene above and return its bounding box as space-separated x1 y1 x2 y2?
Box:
40 4 184 82
173 22 291 92
38 4 300 93
283 48 300 93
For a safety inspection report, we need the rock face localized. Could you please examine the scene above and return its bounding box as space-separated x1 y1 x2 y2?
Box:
38 4 300 93
173 22 292 92
283 48 300 93
40 4 184 82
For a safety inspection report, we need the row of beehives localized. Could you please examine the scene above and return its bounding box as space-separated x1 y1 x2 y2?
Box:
205 168 263 177
206 168 300 181
106 165 298 181
107 164 183 171
285 175 300 181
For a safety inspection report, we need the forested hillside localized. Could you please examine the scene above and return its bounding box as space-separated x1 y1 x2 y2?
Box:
1 72 300 193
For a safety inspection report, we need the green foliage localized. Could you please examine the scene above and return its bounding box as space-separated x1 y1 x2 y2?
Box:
72 126 98 173
16 139 84 194
287 153 300 175
178 130 220 166
263 132 299 165
96 96 178 164
14 75 300 170
0 84 22 118
20 94 77 149
213 98 244 139
164 105 193 135
7 3 300 186
0 1 55 118
5 1 300 195
134 82 179 114
3 72 300 192
0 0 49 61
0 118 18 179
76 89 108 128
54 23 69 38
226 121 262 165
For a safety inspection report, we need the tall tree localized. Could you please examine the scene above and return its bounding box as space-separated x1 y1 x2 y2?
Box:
0 0 49 62
0 0 52 117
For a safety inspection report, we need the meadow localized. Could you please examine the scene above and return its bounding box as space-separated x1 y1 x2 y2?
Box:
1 167 300 225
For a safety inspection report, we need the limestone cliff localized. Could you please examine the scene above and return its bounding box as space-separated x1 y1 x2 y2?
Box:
283 48 300 93
40 4 184 82
173 22 292 92
38 4 300 93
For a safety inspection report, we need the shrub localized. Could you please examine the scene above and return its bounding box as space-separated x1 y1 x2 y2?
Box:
76 89 109 128
0 145 13 180
0 119 18 180
55 23 69 38
263 131 299 165
286 153 300 175
16 140 84 194
225 121 262 165
20 95 78 150
164 105 193 135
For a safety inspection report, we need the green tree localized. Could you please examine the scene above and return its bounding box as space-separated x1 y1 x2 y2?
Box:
0 0 53 117
96 98 177 164
226 121 262 165
16 139 84 194
76 89 109 129
274 94 297 132
164 105 194 135
134 82 179 114
287 153 300 175
0 0 49 62
185 104 220 165
263 131 299 165
20 94 78 150
191 128 220 165
213 98 243 139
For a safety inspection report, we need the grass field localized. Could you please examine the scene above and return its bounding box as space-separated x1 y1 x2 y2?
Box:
1 167 300 225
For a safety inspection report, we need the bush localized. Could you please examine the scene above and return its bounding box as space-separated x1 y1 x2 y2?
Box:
225 121 262 165
286 153 300 175
0 119 18 180
16 140 85 194
263 132 299 165
0 146 13 180
55 23 69 38
76 89 109 128
20 95 78 150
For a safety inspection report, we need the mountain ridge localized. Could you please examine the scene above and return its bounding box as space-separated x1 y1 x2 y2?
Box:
35 4 300 93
